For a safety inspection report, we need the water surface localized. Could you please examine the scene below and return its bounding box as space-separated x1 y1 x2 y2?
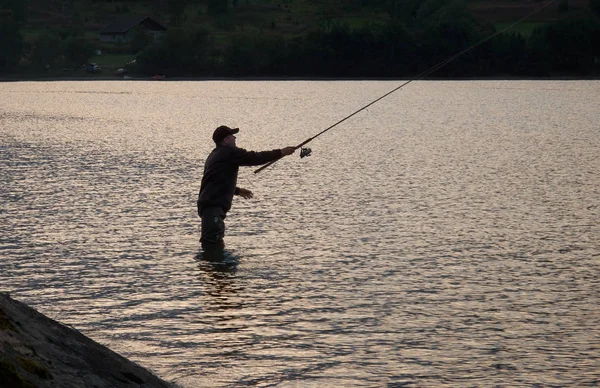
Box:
1 80 599 387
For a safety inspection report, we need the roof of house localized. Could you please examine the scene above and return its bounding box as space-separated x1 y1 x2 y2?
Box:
99 15 166 34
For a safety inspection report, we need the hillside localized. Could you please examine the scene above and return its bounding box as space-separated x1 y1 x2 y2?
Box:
22 0 593 43
23 0 593 26
4 0 598 78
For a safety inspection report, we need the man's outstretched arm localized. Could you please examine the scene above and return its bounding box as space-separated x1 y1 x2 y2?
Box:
235 146 296 166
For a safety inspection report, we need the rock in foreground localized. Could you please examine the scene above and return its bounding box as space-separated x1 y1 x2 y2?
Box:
0 292 173 388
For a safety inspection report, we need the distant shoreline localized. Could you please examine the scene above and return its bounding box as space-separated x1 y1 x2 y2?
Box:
1 74 599 82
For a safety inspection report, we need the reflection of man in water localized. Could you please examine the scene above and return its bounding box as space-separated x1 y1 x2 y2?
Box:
197 125 295 251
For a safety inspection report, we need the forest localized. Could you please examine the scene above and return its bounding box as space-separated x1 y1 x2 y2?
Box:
1 0 600 77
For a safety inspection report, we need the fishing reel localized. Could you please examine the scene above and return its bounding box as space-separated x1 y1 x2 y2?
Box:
300 147 312 158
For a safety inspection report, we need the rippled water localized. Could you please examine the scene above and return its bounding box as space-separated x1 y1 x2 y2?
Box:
1 80 599 387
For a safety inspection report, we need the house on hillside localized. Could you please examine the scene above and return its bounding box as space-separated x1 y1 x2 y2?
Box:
99 15 166 43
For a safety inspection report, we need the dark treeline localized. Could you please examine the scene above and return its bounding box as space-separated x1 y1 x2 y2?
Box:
135 4 600 78
2 0 600 77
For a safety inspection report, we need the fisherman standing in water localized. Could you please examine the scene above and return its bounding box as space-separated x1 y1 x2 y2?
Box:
197 125 296 252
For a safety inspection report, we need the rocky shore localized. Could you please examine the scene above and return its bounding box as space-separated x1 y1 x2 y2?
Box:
0 293 174 388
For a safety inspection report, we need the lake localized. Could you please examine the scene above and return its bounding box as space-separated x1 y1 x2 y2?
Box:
1 80 599 387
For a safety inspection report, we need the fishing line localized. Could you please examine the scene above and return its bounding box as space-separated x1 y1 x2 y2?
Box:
254 0 556 174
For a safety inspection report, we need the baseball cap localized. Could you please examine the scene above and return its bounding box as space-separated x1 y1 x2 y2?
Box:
212 125 239 143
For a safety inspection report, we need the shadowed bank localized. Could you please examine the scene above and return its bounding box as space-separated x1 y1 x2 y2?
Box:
0 293 175 388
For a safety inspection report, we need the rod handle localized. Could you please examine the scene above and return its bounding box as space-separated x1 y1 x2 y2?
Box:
254 141 308 174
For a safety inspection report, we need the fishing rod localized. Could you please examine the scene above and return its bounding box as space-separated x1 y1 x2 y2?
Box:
254 0 556 174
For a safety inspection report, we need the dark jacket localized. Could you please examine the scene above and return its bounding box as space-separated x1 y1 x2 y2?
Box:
197 145 282 215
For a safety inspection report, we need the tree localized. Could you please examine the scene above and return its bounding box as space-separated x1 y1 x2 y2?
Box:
207 0 228 15
558 0 569 13
29 32 62 69
135 43 169 75
130 26 151 53
0 0 28 23
136 26 215 75
168 0 187 25
544 19 597 74
63 36 93 67
590 0 600 18
384 0 421 23
0 0 27 72
0 15 23 72
415 0 452 23
223 34 265 75
525 27 551 75
490 31 527 75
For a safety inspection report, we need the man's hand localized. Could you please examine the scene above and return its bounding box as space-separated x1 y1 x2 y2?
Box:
237 188 254 199
281 146 296 156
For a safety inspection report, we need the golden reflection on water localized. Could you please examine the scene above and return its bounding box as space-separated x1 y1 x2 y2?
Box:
1 80 599 387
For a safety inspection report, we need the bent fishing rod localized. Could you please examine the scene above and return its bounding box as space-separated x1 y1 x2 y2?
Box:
254 0 555 174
